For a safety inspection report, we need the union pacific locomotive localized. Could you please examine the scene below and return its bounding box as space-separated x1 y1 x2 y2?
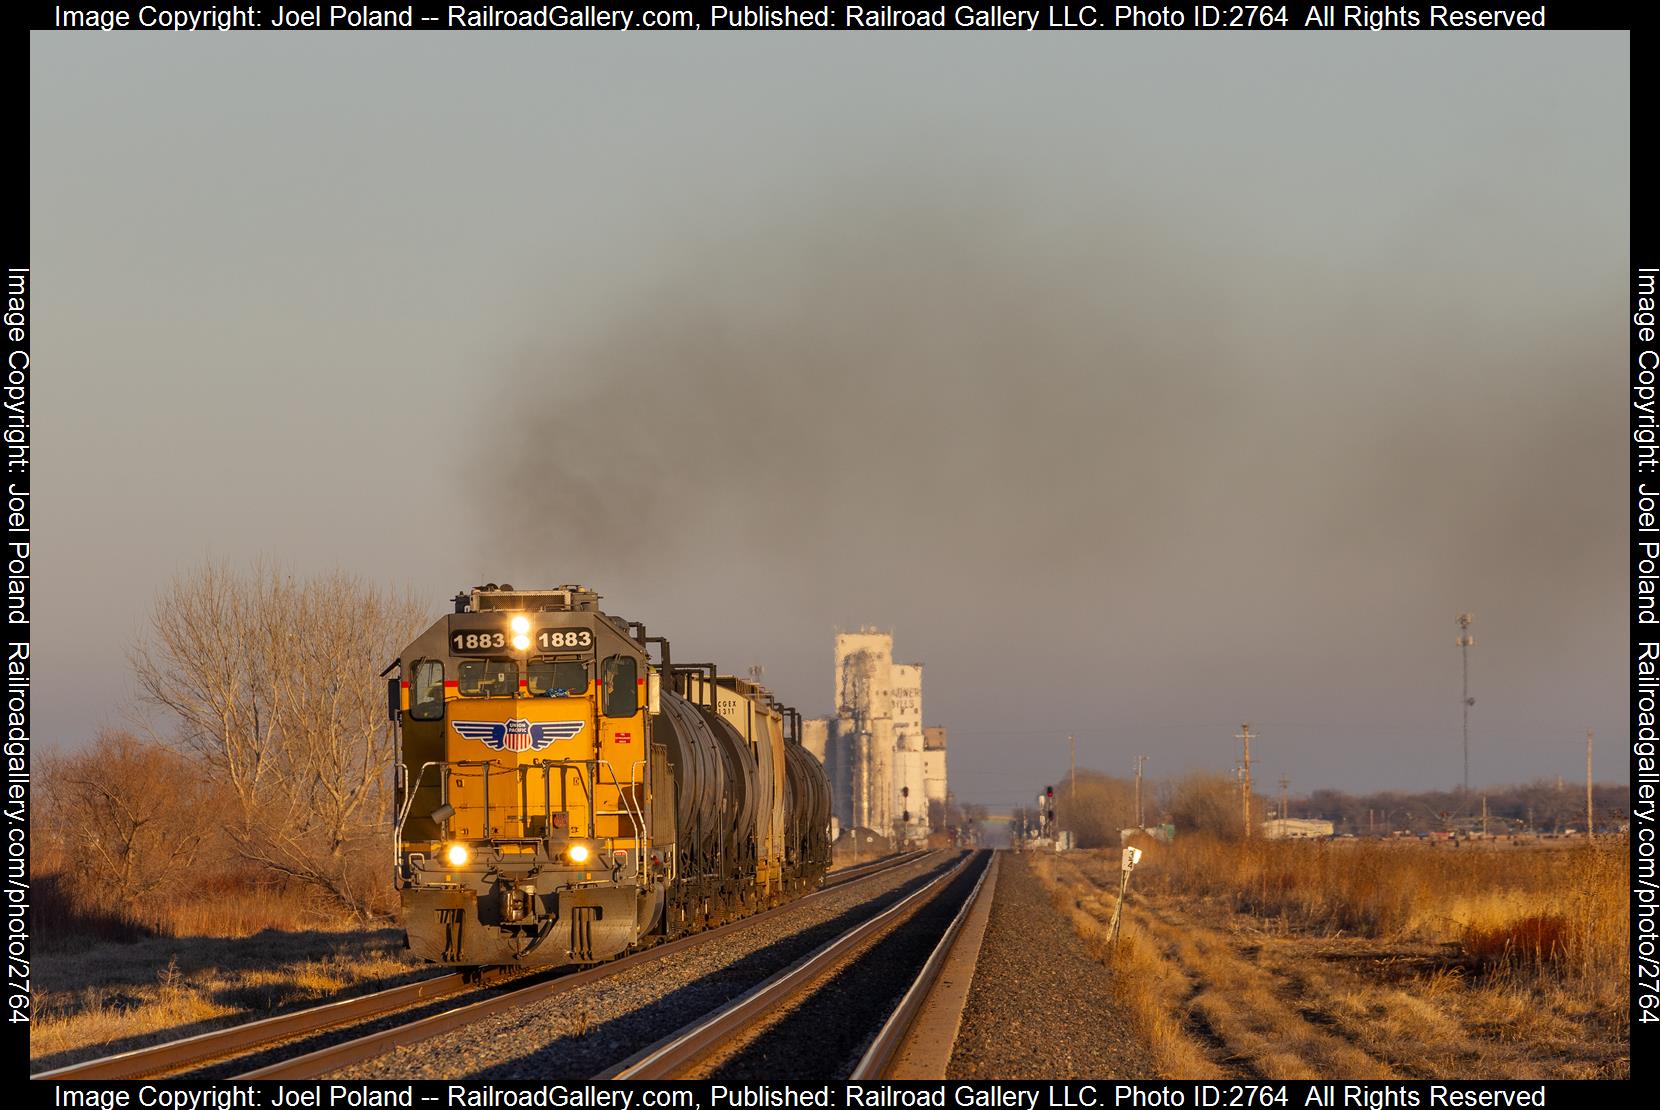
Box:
386 584 833 967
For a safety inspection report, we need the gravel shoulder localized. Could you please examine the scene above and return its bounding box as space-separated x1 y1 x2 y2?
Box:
948 851 1154 1079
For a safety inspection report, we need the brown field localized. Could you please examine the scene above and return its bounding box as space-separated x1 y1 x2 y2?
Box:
1028 837 1629 1080
28 857 423 1073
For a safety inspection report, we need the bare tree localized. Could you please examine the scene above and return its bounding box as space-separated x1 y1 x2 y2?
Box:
1168 772 1251 841
131 562 428 915
38 730 215 902
1054 771 1138 848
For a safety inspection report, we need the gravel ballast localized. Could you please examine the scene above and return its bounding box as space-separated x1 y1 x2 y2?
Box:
948 852 1154 1079
706 851 991 1081
332 853 963 1080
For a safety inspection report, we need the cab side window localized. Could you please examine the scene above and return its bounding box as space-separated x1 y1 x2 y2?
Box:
410 660 444 721
602 655 638 717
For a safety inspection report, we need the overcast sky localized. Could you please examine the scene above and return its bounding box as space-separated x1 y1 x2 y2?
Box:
31 31 1629 806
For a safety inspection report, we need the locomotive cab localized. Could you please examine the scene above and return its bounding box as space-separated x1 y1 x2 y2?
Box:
390 584 660 966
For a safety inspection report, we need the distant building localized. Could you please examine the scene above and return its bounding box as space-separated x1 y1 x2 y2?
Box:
1121 825 1175 844
809 628 948 845
1260 818 1335 839
923 726 948 823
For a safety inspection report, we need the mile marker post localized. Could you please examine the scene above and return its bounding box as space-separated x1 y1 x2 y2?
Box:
1109 844 1143 948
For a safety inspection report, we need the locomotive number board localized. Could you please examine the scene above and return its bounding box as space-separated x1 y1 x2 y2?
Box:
449 630 508 653
536 628 594 651
448 628 596 653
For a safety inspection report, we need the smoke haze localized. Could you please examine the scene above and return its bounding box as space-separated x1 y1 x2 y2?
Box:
31 33 1628 803
483 166 1624 803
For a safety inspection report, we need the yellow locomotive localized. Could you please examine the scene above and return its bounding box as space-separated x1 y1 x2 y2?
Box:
387 585 832 967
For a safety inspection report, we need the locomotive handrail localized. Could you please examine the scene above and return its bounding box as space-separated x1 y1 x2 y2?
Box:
591 757 646 879
396 755 661 893
399 760 591 849
395 760 446 857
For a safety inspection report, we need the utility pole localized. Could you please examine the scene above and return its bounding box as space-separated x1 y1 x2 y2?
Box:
1586 729 1594 839
1279 774 1290 825
1134 755 1148 828
1236 723 1254 839
1069 735 1077 815
1481 794 1488 838
1456 613 1476 793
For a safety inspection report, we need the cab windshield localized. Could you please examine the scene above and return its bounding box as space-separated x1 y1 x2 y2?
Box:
457 659 517 697
529 660 589 698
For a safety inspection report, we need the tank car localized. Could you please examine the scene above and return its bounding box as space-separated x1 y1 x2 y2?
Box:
385 584 832 967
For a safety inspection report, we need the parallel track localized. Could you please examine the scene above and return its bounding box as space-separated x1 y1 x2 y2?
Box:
32 850 931 1081
599 850 993 1080
850 850 998 1078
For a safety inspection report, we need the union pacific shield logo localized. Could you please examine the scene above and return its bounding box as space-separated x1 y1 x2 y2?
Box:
452 719 585 752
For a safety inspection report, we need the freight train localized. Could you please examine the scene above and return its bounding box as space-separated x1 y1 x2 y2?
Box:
385 584 833 967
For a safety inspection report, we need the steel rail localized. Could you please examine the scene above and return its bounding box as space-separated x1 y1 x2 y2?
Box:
31 969 493 1080
32 852 928 1082
849 850 998 1078
824 849 929 886
599 850 981 1080
229 849 943 1079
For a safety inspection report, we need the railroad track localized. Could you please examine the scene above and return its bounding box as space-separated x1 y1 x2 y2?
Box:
32 849 934 1082
600 849 996 1081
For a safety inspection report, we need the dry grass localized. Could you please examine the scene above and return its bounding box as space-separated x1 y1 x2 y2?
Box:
1029 854 1224 1078
29 927 425 1072
28 855 421 1072
1138 835 1629 995
1025 839 1629 1080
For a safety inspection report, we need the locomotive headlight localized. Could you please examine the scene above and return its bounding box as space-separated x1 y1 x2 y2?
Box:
444 843 471 868
511 635 531 651
566 843 591 865
510 615 530 635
